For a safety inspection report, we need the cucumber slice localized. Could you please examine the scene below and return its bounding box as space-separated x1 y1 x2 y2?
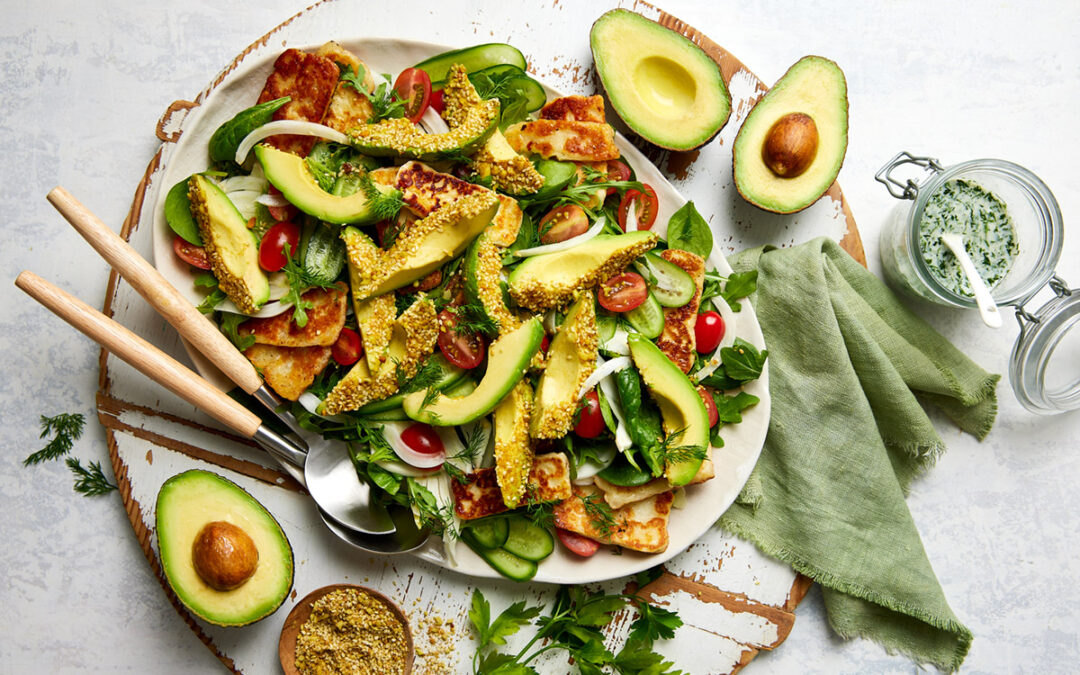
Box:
414 43 527 82
596 313 617 343
598 455 653 487
360 407 409 422
532 160 578 199
300 221 346 284
625 292 664 339
435 65 547 113
356 354 465 415
467 518 509 549
461 531 537 581
501 516 554 561
640 252 696 308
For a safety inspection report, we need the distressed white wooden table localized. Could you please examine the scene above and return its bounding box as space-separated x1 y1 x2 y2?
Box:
3 1 1079 673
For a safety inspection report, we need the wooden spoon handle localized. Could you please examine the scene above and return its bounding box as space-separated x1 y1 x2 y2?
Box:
46 186 264 394
15 271 263 439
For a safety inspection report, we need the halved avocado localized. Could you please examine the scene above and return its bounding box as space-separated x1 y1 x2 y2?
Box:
156 470 293 627
733 56 848 214
402 317 544 425
187 174 270 314
530 292 598 439
590 9 731 151
255 144 394 225
627 334 708 486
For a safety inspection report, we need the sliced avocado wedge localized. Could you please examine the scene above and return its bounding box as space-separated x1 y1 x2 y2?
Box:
187 174 269 314
507 230 658 311
530 292 599 439
493 380 533 508
733 56 848 214
627 334 709 486
255 144 394 225
402 318 544 426
464 231 519 334
156 470 293 627
591 9 731 151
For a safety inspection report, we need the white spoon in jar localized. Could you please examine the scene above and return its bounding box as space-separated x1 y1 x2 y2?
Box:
940 232 1003 328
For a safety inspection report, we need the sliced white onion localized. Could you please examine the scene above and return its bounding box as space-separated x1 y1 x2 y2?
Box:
214 296 293 318
515 216 606 257
596 364 633 454
219 175 268 193
574 445 617 480
602 325 630 356
458 420 493 470
577 356 632 400
671 487 687 509
267 272 290 301
543 309 559 335
224 190 262 221
419 105 450 135
297 392 350 422
693 294 739 383
255 192 291 207
379 420 446 469
235 121 348 164
374 459 441 478
408 472 460 564
625 199 640 232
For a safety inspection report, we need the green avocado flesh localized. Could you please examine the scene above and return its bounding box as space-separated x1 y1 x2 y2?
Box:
156 470 294 627
627 335 709 486
530 292 597 439
402 318 544 425
591 9 731 151
255 144 390 225
733 55 848 214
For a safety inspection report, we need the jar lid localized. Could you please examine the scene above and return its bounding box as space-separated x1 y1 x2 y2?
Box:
1010 278 1080 414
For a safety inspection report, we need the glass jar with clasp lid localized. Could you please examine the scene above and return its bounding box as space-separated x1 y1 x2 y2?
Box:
876 151 1079 414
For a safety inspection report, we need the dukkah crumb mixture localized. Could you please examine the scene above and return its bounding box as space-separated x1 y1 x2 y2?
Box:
295 588 410 675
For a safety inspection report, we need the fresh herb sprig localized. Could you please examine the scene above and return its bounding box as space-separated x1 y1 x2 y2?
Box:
66 457 117 496
281 247 337 328
358 173 404 223
339 63 407 121
701 270 758 312
581 492 619 538
25 413 85 465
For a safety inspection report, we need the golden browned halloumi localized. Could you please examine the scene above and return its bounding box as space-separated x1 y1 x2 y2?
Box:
485 195 524 248
593 451 714 509
539 95 607 123
655 249 706 373
368 166 400 188
256 48 339 157
244 344 332 401
314 41 375 133
504 119 620 162
451 452 571 520
553 484 673 553
238 283 347 348
395 161 490 218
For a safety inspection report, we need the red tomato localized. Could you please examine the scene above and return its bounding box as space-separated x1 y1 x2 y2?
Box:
605 160 632 196
429 88 445 114
172 234 211 270
258 222 301 272
694 311 725 353
617 184 659 231
401 423 445 456
598 272 648 313
538 205 590 244
574 389 605 439
699 386 719 428
556 528 601 557
331 327 363 366
540 334 550 354
437 309 485 369
393 68 432 123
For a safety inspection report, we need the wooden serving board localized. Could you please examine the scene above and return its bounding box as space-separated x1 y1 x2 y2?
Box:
96 2 862 672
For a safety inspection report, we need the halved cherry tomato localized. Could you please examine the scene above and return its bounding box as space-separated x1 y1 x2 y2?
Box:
393 68 432 123
605 159 632 196
429 88 445 115
258 221 301 272
538 204 589 244
694 311 725 353
598 272 648 313
401 423 445 456
556 527 601 557
540 334 551 354
437 309 485 369
331 327 363 366
617 184 659 231
172 234 212 270
265 188 298 222
574 389 605 439
699 385 719 428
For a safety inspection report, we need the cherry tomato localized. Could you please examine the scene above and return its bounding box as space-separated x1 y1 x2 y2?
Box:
574 389 605 439
556 528 601 557
393 68 432 123
540 334 551 354
258 221 301 272
694 311 725 353
699 385 719 428
401 423 445 456
538 204 590 244
265 187 298 222
598 272 648 313
429 88 445 114
331 327 363 366
172 234 211 270
605 159 632 196
437 309 485 369
617 184 659 231
398 268 443 294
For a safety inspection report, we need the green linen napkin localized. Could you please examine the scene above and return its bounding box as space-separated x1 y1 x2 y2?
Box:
718 237 998 671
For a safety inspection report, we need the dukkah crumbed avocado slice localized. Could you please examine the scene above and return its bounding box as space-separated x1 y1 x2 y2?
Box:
733 55 848 214
493 380 534 509
187 174 270 314
464 231 520 335
507 230 658 311
342 227 396 372
348 64 499 160
156 470 293 627
471 127 545 195
590 9 731 151
530 292 598 439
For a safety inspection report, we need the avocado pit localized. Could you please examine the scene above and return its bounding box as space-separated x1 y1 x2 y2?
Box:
761 112 819 178
192 520 260 591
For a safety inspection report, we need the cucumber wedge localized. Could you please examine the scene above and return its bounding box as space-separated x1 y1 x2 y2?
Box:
502 516 554 561
415 43 526 82
625 292 664 339
639 252 696 308
532 160 578 199
467 518 509 549
461 531 537 581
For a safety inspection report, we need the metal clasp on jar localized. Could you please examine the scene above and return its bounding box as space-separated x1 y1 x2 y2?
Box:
1014 275 1075 328
875 152 944 200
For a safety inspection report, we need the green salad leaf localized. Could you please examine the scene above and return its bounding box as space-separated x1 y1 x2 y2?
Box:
666 201 712 258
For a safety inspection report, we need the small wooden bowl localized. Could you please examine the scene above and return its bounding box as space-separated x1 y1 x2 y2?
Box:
278 583 414 675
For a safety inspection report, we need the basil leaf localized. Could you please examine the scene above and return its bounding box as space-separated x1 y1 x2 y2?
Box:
164 177 202 245
208 96 290 164
721 270 758 312
666 201 713 258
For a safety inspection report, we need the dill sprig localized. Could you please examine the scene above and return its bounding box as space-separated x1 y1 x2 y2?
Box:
338 63 407 122
453 301 498 338
581 492 618 538
653 428 707 466
281 247 337 328
408 478 458 539
398 357 444 394
524 493 555 530
25 413 86 466
66 457 117 496
359 173 404 223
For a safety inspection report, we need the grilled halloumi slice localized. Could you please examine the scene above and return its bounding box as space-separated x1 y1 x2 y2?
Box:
539 95 607 124
593 451 714 510
314 41 375 133
244 344 332 401
395 161 492 218
368 166 400 188
238 283 347 348
451 452 571 520
553 484 673 553
256 48 339 157
485 195 524 248
504 119 620 162
655 249 706 373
